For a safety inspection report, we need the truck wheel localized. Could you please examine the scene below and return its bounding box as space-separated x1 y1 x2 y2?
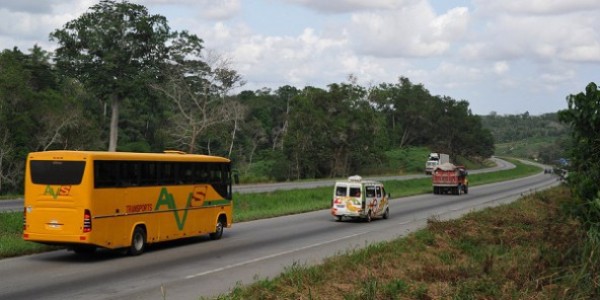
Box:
383 208 390 220
128 226 146 256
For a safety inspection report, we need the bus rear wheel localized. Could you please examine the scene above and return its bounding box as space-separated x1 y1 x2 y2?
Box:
128 226 146 256
209 219 224 240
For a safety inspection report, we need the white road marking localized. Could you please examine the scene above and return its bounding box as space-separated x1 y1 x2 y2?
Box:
184 232 365 279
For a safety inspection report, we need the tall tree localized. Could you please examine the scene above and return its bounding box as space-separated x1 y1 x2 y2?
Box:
559 82 600 208
152 32 245 154
371 77 435 148
50 0 170 151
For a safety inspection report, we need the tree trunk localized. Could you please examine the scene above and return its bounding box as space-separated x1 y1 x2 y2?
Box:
228 118 238 158
108 95 119 152
189 124 197 154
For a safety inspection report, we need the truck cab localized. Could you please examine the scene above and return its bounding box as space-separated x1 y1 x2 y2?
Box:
331 175 390 222
425 153 450 175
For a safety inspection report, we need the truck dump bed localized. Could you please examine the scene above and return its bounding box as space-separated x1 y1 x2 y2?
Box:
432 163 468 195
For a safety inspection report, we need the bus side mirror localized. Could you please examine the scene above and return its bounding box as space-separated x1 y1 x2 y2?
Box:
388 193 391 198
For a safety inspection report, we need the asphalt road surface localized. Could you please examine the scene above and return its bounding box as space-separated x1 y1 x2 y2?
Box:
0 164 560 300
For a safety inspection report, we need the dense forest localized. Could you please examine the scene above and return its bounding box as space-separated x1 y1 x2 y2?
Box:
0 1 498 194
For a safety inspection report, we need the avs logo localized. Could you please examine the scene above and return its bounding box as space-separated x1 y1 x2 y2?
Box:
154 186 208 231
44 185 71 200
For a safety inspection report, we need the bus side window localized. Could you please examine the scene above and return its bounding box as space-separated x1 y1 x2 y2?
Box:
140 162 157 186
179 162 194 184
159 162 177 185
120 162 140 187
95 161 119 188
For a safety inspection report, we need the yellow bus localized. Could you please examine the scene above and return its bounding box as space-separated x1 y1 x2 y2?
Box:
22 150 233 255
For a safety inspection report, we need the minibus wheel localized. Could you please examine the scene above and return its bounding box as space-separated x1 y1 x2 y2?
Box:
383 208 390 220
129 226 146 256
366 210 372 223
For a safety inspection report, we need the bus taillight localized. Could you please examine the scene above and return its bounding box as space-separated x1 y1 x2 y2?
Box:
83 209 92 233
23 207 27 231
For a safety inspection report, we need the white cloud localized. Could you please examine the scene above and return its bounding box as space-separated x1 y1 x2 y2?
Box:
460 7 600 63
475 0 600 15
199 0 241 20
561 43 600 62
348 2 469 58
283 0 420 13
493 61 509 75
130 0 241 20
541 70 576 85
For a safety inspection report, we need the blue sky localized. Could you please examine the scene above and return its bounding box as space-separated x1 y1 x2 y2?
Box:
1 0 598 115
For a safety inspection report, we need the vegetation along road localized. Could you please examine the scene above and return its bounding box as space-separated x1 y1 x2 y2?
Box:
0 159 559 300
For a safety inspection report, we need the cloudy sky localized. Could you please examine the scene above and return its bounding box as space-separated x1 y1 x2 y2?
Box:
1 0 598 115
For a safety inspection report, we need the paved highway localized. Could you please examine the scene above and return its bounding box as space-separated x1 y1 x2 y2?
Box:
0 161 560 300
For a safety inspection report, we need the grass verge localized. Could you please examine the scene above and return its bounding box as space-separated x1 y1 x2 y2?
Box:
0 211 60 258
216 186 593 299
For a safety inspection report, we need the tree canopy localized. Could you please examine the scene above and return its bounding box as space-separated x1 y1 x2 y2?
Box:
50 0 171 151
0 1 497 194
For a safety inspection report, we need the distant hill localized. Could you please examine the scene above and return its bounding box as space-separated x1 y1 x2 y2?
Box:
480 112 570 164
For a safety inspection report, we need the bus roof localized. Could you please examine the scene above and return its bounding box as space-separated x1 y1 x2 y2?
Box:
27 150 230 163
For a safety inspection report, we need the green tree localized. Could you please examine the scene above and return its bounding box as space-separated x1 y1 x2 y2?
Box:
152 32 245 154
559 82 600 214
0 47 99 193
283 82 387 179
559 83 600 297
371 77 435 148
50 0 170 151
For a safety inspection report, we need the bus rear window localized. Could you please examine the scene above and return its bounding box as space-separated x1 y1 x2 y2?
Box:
30 160 86 185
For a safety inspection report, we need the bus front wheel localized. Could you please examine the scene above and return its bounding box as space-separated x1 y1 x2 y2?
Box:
129 226 146 256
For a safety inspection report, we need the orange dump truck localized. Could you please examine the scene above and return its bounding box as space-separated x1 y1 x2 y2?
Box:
432 163 468 195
